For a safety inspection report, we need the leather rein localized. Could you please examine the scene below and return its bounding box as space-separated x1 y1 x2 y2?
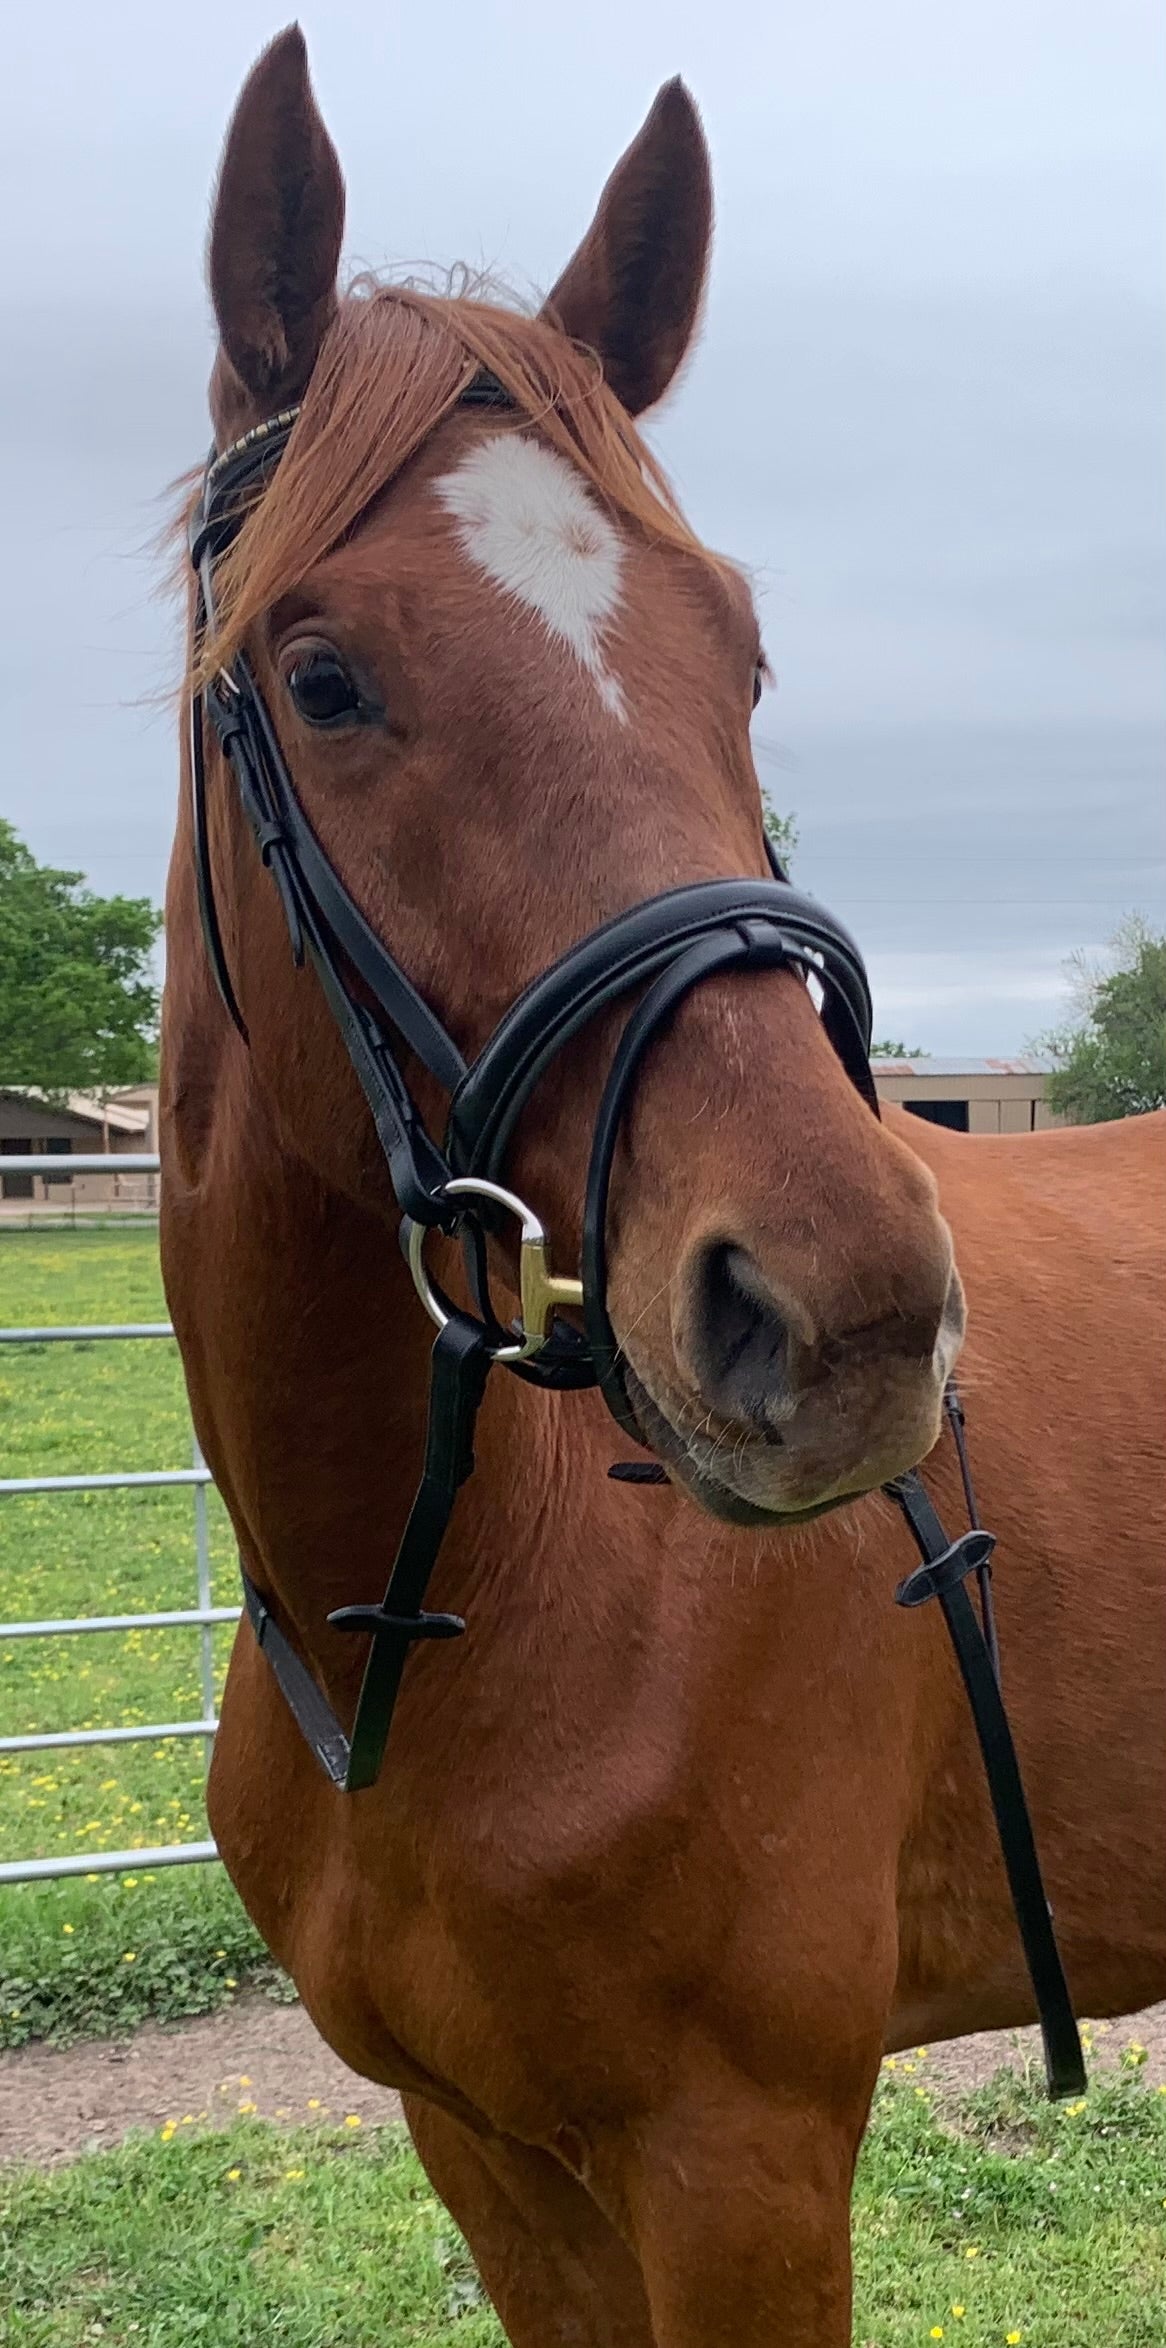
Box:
186 381 1083 2096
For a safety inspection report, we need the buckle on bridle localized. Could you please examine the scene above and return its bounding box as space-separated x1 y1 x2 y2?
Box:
406 1177 584 1364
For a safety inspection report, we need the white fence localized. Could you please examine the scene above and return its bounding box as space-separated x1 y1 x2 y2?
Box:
0 1154 235 1885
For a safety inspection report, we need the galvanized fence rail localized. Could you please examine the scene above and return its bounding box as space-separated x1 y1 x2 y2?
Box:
0 1154 235 1885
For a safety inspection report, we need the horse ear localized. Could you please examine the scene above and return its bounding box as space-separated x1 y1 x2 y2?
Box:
208 26 344 420
542 81 712 417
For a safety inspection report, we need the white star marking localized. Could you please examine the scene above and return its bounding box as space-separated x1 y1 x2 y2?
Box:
435 433 628 719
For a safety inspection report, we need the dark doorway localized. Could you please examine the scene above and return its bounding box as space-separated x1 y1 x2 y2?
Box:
903 1100 970 1132
1 1137 34 1199
44 1137 74 1186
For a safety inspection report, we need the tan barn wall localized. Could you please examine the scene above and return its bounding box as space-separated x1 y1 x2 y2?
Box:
873 1069 1063 1134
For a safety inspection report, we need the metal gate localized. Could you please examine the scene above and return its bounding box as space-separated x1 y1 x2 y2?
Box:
0 1152 238 1885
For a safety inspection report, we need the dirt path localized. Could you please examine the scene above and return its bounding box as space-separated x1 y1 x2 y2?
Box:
0 1996 404 2164
2 1995 1163 2167
909 2001 1166 2095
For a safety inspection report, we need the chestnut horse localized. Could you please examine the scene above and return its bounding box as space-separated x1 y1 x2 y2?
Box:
160 30 1166 2343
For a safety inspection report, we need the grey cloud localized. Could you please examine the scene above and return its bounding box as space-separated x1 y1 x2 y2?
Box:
2 0 1163 1051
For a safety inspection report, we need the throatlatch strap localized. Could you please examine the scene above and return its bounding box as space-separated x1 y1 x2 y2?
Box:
239 1311 492 1795
241 1577 351 1787
889 1467 1085 2100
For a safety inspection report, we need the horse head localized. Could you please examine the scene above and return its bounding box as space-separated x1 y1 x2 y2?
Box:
185 27 964 1526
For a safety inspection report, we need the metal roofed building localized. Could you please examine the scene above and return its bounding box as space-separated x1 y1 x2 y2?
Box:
871 1058 1061 1133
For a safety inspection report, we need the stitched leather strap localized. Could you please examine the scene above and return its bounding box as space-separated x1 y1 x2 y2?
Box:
889 1466 1085 2099
581 930 757 1439
448 867 877 1181
334 1310 491 1790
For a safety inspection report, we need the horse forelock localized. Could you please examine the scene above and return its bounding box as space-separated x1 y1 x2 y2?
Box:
188 277 723 689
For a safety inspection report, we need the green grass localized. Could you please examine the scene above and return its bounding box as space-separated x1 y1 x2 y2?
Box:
0 1866 288 2051
2 2072 1164 2347
853 2067 1166 2345
0 2117 499 2348
1 1228 275 2043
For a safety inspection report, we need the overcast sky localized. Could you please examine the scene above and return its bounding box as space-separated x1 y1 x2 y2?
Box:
2 0 1162 1051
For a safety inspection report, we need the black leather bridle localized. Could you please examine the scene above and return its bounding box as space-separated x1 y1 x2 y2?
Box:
186 380 1083 2095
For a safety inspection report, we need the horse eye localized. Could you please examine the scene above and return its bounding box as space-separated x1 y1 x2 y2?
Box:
752 662 766 711
286 649 363 727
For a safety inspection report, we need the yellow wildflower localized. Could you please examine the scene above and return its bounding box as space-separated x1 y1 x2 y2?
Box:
344 2114 362 2129
237 2100 256 2115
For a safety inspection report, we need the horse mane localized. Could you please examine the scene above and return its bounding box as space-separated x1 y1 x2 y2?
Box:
191 277 716 687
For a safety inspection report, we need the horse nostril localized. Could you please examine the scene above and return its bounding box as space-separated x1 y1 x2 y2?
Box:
687 1243 791 1428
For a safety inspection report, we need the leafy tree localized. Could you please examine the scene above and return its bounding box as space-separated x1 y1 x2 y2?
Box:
761 796 798 866
1042 916 1166 1123
870 1039 927 1059
0 820 161 1092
